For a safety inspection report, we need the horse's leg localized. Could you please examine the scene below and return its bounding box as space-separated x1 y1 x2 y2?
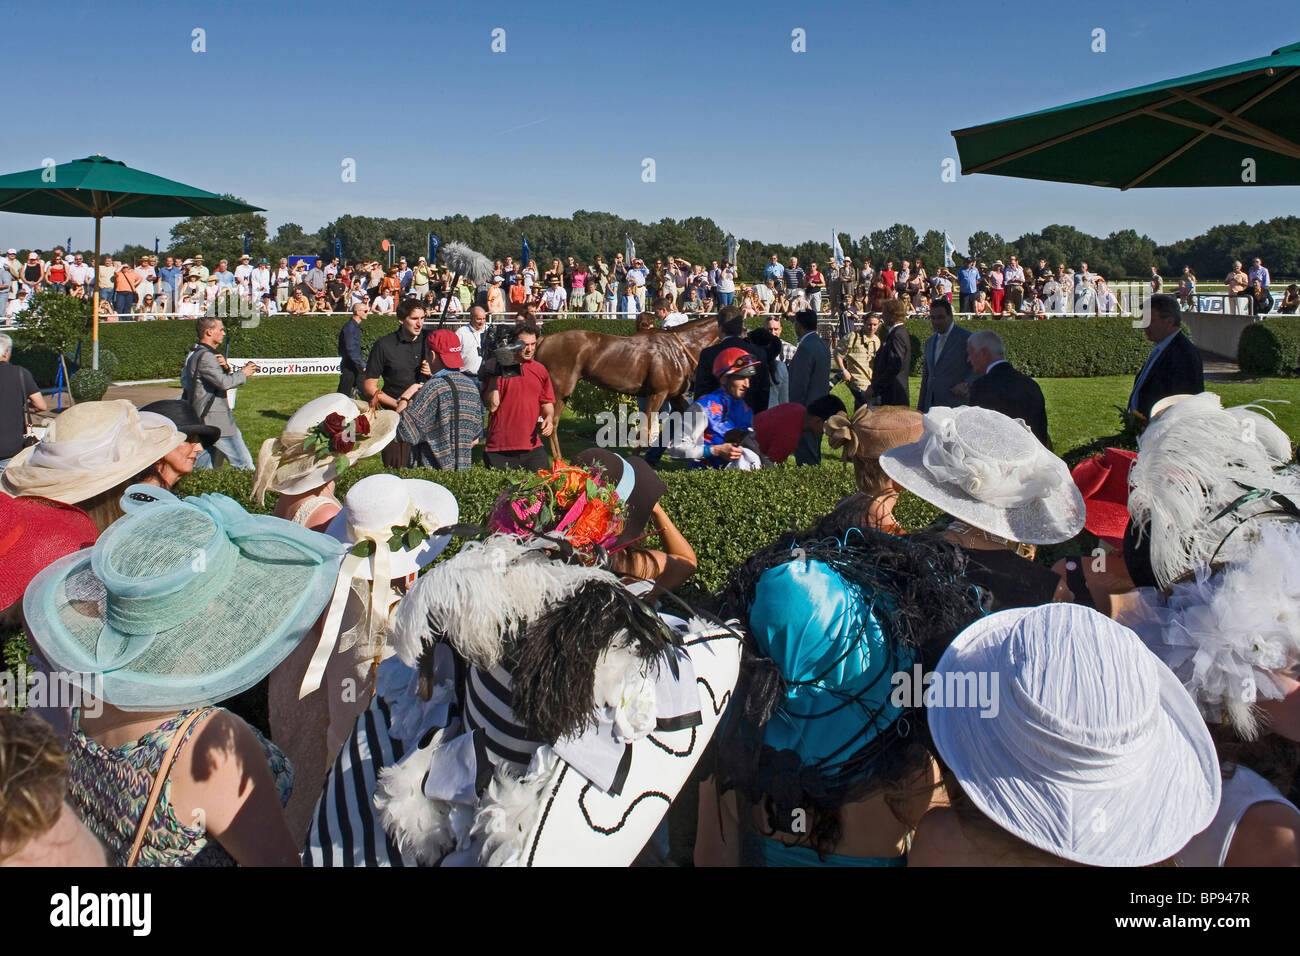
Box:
548 396 565 462
644 391 668 452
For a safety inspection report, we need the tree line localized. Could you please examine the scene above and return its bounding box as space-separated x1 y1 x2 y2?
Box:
107 199 1299 282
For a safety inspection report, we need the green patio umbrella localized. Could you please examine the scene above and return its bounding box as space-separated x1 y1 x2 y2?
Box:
952 42 1300 189
0 154 263 369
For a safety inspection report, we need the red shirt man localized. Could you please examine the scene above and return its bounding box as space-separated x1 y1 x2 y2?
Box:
483 325 556 471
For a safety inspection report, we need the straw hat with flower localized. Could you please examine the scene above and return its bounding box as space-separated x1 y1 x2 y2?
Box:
252 394 397 504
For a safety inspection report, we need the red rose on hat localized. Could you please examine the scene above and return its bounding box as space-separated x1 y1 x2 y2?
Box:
321 412 356 453
354 414 371 439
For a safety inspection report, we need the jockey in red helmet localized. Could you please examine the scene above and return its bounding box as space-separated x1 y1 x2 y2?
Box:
669 347 762 468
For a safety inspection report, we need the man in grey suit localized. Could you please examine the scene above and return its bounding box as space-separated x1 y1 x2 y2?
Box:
787 309 832 465
917 298 974 413
182 315 259 470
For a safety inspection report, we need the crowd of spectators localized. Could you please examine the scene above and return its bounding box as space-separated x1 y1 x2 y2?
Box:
3 242 1294 327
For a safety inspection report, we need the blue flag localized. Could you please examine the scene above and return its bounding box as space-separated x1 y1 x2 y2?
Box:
334 236 342 262
832 230 844 268
69 237 74 254
243 234 251 256
521 237 529 267
428 234 440 265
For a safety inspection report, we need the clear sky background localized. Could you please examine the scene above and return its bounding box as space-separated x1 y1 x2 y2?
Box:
6 0 1299 253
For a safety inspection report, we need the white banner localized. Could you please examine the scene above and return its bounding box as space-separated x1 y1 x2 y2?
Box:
228 356 342 376
225 357 341 409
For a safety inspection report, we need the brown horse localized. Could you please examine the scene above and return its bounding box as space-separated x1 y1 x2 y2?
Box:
535 315 719 460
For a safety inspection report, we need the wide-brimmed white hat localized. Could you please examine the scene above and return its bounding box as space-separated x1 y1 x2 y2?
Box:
325 474 458 581
880 406 1085 544
1 401 185 504
252 394 397 503
298 474 459 698
929 603 1220 866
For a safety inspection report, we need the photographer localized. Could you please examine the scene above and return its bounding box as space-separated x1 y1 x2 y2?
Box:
480 323 555 470
182 316 258 470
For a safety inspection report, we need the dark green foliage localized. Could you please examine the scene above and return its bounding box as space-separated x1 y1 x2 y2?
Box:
69 367 110 401
97 348 119 381
175 461 944 595
1238 317 1300 377
904 317 1149 378
17 312 1152 385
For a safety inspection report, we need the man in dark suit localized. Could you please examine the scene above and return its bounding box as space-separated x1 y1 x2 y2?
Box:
917 298 974 413
966 330 1052 449
695 305 770 412
867 299 911 406
1128 293 1204 419
787 309 832 465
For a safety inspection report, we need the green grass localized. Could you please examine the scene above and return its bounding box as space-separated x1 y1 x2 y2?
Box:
221 372 1300 469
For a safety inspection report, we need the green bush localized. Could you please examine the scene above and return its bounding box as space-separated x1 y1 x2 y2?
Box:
174 460 945 594
904 317 1149 378
69 367 110 402
9 311 1152 386
97 348 120 381
1238 317 1300 377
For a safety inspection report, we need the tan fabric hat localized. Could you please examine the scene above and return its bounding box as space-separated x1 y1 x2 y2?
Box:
825 405 924 461
252 394 398 503
0 401 185 504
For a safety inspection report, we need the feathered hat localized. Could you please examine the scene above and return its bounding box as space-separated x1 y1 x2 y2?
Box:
306 535 744 867
1127 391 1300 589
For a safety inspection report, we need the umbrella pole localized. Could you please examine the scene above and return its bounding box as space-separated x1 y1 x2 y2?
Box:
91 216 101 371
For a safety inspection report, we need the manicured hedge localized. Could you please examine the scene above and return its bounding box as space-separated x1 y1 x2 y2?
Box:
174 459 943 594
10 312 1150 385
1238 316 1300 377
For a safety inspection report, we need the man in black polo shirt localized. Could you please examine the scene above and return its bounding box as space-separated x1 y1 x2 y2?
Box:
364 298 430 412
0 333 45 477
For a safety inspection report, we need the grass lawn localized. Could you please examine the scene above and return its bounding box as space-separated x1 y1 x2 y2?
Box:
226 372 1300 467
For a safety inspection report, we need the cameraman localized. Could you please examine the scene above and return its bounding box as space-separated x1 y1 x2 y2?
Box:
481 323 555 470
182 316 258 470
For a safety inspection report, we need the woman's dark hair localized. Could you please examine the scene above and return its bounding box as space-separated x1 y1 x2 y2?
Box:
711 521 986 858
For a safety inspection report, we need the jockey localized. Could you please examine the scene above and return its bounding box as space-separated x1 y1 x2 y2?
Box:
670 347 763 468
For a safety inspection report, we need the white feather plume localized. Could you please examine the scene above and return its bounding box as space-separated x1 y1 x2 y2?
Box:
374 741 457 865
391 535 618 669
1124 521 1300 740
1129 391 1300 588
470 747 563 867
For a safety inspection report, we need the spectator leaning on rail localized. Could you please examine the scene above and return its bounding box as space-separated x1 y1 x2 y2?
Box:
181 315 258 470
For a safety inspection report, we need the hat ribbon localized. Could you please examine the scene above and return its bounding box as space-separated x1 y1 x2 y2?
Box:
299 499 415 698
97 535 238 669
27 410 132 472
920 415 1061 508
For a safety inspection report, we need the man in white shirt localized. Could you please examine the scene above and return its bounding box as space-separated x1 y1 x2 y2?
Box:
259 294 279 316
655 296 689 329
274 259 291 306
234 254 253 300
6 288 30 320
372 291 396 315
753 281 774 311
457 306 488 375
66 255 93 301
251 259 271 304
541 276 568 312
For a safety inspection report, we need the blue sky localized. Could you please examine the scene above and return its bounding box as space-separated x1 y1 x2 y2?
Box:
7 0 1299 253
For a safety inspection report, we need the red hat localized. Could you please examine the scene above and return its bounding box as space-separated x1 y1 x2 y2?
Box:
0 494 98 609
426 329 464 369
712 346 760 380
1070 448 1137 548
